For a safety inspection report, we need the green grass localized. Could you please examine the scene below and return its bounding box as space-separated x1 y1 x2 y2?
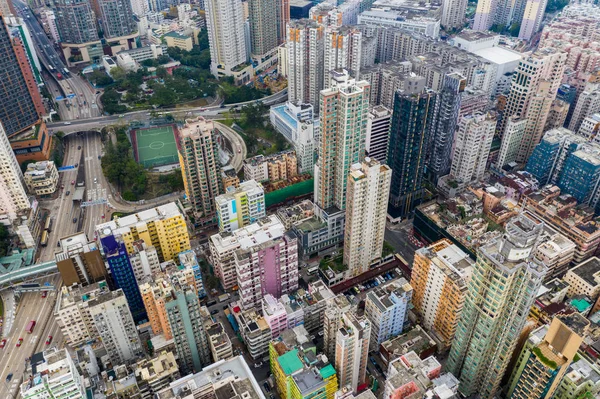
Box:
134 126 179 168
532 347 558 369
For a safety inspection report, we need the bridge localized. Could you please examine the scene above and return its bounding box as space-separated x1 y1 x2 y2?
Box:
0 261 58 290
14 283 56 294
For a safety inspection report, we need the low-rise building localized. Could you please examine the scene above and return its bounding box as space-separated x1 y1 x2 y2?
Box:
553 358 600 399
221 165 240 190
379 326 437 367
232 306 272 359
23 160 59 195
533 230 576 281
564 257 600 300
243 150 298 183
164 31 193 51
206 321 234 362
135 351 181 399
20 348 85 399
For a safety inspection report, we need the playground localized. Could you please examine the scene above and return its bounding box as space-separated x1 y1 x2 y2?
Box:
131 125 180 169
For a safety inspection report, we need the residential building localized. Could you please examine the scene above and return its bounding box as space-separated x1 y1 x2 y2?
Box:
343 159 391 276
98 227 146 323
95 202 191 262
507 314 589 399
206 321 233 362
54 0 100 47
441 0 467 29
269 327 338 399
499 48 567 163
553 358 600 399
564 257 600 300
447 112 496 184
518 0 548 41
365 279 413 350
383 351 459 399
135 351 181 399
205 0 248 80
235 216 298 310
446 215 547 399
0 14 43 137
55 233 109 287
54 281 110 347
140 276 174 340
365 105 392 164
287 19 324 112
23 160 59 196
88 289 143 364
323 26 362 88
155 356 265 399
0 125 29 223
178 118 222 226
411 240 473 349
164 32 193 51
210 214 290 290
129 240 161 283
427 73 465 184
323 294 352 361
0 0 14 17
497 116 527 168
569 90 600 134
243 151 298 183
388 88 437 218
315 70 370 212
359 62 420 109
335 312 371 393
179 250 206 300
164 281 211 373
379 326 437 366
557 144 600 211
533 231 576 281
20 348 85 399
270 102 318 174
231 307 272 359
221 165 240 190
216 180 265 233
248 0 278 57
276 0 289 44
96 0 137 39
357 9 440 39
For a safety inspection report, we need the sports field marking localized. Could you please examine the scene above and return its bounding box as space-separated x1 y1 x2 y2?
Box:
148 141 166 150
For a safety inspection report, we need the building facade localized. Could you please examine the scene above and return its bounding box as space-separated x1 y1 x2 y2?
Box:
216 179 265 233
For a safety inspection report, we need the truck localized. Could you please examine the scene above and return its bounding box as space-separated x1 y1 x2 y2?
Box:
218 293 230 303
25 320 36 334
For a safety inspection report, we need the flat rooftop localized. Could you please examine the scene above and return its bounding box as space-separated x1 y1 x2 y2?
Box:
569 257 600 286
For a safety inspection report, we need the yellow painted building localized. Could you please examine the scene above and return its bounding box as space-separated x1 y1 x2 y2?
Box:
96 202 190 262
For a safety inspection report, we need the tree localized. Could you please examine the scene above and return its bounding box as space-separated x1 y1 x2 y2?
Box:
110 66 126 81
508 23 521 37
156 66 168 79
20 160 35 173
150 86 177 107
241 103 268 127
88 70 113 86
0 224 10 257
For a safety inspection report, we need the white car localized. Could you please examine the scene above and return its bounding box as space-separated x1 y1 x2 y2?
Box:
94 178 98 183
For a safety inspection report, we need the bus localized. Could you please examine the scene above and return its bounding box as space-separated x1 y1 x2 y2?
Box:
40 231 48 247
307 265 319 275
44 216 53 232
25 320 36 334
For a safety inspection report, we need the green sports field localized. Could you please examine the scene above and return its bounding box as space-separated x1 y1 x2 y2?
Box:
132 125 179 168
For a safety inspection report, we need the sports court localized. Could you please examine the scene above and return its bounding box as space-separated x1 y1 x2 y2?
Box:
131 125 180 168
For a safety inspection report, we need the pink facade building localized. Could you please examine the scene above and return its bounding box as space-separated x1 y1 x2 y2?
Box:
262 294 289 338
235 216 299 310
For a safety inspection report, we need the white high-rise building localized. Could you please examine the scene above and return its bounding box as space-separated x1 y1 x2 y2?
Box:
335 312 371 394
205 0 248 79
130 0 149 16
365 105 392 164
441 0 468 30
500 48 567 163
88 289 143 364
20 348 85 399
323 26 362 88
287 19 324 113
569 89 600 133
343 158 391 277
497 116 527 168
449 112 496 183
0 123 29 224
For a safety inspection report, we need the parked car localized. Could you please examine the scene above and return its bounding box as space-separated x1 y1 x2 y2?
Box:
65 191 70 195
6 373 12 382
263 382 271 393
46 335 53 345
210 309 219 315
16 338 23 347
77 146 81 150
72 218 77 223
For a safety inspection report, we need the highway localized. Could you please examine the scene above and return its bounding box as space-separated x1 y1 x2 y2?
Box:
82 132 110 240
214 121 248 172
15 0 102 120
0 274 64 399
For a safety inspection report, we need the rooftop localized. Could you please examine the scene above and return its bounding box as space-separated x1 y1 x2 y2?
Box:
473 46 522 65
381 326 436 359
568 257 600 287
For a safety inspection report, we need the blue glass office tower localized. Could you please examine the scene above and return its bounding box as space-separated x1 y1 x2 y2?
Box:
99 229 146 323
558 150 600 207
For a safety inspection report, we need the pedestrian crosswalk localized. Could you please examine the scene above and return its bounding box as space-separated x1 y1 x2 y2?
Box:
86 187 107 202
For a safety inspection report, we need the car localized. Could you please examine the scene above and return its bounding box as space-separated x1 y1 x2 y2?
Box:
71 180 75 185
206 300 217 307
45 335 53 345
41 291 47 298
75 163 78 167
253 362 263 368
263 383 271 393
60 184 64 189
222 305 228 310
119 114 124 118
94 178 97 183
318 331 324 337
210 309 219 315
0 339 6 349
65 191 70 195
220 104 226 108
73 218 77 223
98 155 102 160
238 149 241 153
353 286 360 294
96 91 100 94
77 146 81 150
16 338 23 347
6 373 12 383
63 122 71 125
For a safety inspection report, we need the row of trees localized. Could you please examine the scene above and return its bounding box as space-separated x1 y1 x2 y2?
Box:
101 127 148 200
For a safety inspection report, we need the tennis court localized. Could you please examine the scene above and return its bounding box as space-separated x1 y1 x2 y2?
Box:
132 125 179 168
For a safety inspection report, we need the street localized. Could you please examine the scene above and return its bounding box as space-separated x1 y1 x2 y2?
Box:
0 274 64 399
